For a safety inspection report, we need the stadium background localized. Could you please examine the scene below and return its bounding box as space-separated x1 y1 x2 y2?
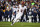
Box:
0 0 40 27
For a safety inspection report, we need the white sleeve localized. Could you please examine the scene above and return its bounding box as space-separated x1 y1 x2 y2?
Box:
12 8 15 12
24 6 27 9
19 5 22 8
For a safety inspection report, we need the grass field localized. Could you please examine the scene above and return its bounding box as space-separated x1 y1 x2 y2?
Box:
0 22 40 27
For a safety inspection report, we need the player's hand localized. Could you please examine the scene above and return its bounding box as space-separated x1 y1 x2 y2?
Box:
13 13 15 15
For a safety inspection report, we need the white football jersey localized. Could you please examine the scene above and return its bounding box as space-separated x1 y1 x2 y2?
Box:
16 5 27 18
19 5 27 13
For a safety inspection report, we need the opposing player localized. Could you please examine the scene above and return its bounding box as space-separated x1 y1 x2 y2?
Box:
11 2 27 26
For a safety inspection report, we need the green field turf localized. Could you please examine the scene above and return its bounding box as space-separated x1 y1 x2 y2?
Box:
0 22 40 27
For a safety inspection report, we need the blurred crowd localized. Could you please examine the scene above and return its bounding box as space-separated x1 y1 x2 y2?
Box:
0 0 40 23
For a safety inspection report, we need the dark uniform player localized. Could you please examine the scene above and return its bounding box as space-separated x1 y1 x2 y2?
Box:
39 2 40 9
38 9 40 22
9 9 12 22
32 10 37 23
5 10 10 22
0 9 3 21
